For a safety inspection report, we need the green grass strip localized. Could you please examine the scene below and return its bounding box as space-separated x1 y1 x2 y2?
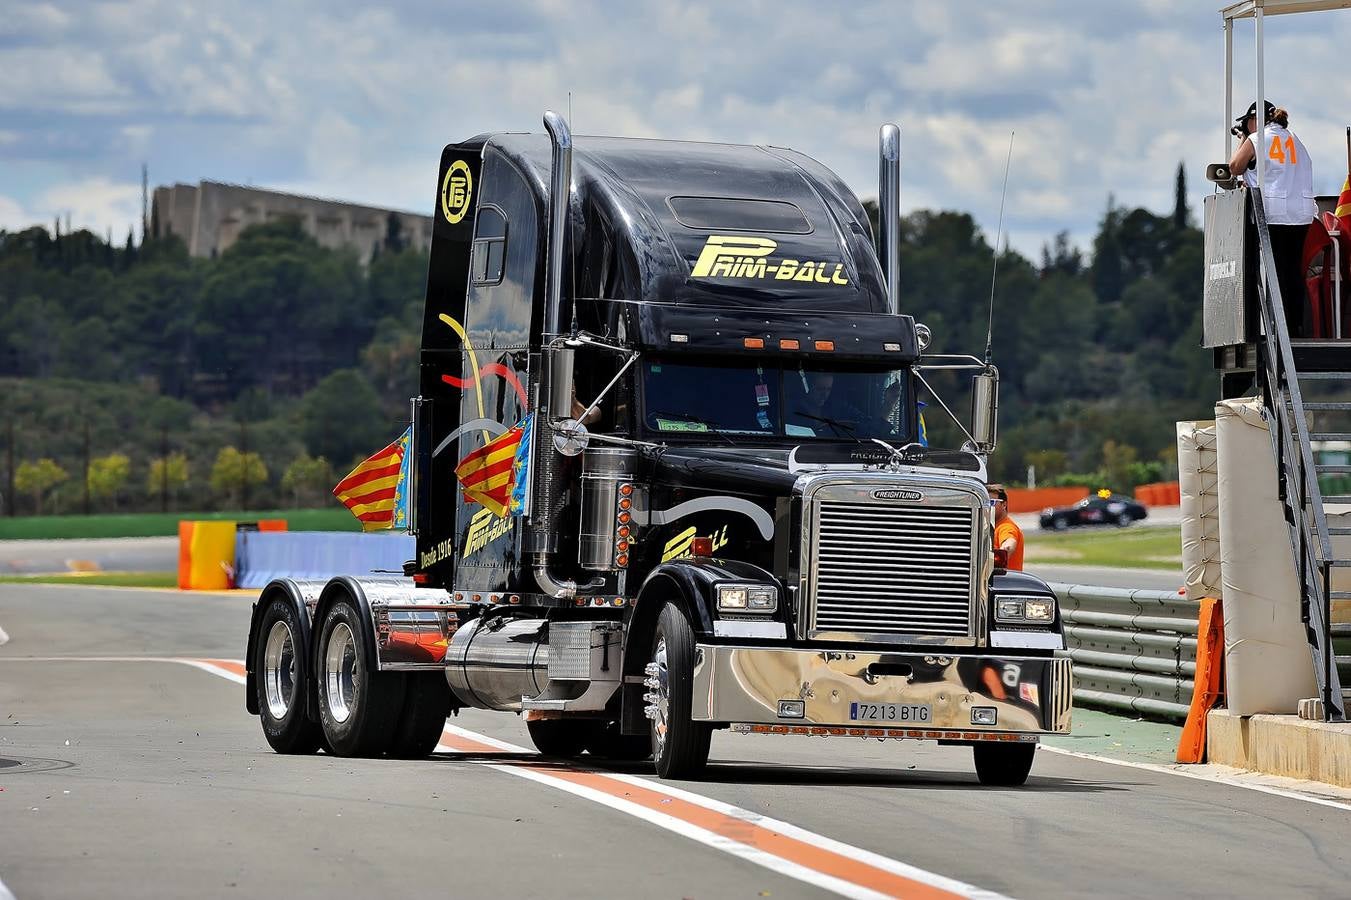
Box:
0 507 361 540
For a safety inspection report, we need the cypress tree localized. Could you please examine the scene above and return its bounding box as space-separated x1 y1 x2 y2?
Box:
1172 162 1189 229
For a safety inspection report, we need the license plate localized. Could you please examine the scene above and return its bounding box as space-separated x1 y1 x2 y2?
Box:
849 702 932 723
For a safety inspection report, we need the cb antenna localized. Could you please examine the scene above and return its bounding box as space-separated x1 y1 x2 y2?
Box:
984 131 1015 366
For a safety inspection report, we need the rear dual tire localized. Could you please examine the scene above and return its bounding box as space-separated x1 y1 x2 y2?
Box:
254 598 323 755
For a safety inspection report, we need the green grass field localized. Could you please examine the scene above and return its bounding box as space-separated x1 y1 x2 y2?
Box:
1024 524 1182 570
0 571 180 588
0 507 360 541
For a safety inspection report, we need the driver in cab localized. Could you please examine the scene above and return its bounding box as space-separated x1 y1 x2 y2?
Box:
784 368 902 439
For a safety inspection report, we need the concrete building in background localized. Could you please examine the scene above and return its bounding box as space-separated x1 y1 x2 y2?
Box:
150 180 432 264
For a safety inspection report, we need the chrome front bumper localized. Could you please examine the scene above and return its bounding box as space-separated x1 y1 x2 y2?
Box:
691 645 1072 736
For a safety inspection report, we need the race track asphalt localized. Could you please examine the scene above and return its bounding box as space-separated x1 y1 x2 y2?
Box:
2 584 1350 899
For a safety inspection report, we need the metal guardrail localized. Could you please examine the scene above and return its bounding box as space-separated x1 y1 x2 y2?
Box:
1049 583 1199 721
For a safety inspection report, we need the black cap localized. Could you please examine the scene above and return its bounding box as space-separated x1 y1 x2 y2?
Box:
1236 100 1277 125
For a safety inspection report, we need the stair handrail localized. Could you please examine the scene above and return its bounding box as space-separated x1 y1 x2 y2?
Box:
1249 190 1344 720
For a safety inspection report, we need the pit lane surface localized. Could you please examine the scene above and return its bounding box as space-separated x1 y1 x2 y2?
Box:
3 585 1351 899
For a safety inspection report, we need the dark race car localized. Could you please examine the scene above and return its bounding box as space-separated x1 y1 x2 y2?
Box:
1039 493 1148 530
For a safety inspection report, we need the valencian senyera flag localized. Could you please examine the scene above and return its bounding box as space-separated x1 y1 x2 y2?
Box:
456 417 529 517
333 428 411 531
1337 176 1351 230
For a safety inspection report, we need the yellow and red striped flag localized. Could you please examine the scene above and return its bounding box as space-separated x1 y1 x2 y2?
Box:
455 422 526 517
333 431 409 531
1337 176 1351 230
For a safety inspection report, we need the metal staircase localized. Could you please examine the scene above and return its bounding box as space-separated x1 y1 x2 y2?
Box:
1250 194 1351 721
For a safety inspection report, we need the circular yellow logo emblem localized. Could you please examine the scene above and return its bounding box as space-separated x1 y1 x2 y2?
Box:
441 160 473 224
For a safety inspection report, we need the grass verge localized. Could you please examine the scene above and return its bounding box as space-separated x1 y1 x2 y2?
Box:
0 571 179 588
1024 524 1182 570
0 507 360 540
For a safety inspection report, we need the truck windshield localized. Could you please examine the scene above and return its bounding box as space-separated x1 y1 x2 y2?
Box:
641 359 910 442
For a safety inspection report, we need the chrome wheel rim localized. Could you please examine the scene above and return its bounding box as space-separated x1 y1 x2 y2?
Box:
650 636 671 755
263 619 297 721
324 622 358 725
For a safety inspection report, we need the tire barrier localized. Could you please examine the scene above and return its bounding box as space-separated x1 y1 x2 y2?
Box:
1049 583 1198 721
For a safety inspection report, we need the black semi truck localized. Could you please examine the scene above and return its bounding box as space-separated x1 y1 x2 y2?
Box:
244 112 1071 786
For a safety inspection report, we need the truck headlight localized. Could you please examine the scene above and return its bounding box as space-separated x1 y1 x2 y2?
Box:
717 584 777 613
995 596 1055 623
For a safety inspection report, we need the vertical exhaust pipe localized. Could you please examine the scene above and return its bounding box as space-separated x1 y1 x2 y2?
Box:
531 110 599 599
878 124 901 315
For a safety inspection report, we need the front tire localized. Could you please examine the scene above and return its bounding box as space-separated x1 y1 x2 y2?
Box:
254 598 322 754
1053 517 1069 531
646 603 712 779
1116 512 1132 527
973 742 1036 786
316 598 405 757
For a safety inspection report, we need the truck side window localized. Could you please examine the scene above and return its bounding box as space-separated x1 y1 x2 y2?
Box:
471 207 507 285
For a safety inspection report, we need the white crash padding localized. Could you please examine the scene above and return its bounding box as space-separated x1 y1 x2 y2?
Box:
1178 420 1222 601
1215 397 1317 715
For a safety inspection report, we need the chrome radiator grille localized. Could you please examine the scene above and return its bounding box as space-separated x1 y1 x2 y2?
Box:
810 499 976 637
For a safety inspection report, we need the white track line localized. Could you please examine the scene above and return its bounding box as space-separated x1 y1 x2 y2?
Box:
1039 745 1351 812
0 624 8 646
0 873 15 900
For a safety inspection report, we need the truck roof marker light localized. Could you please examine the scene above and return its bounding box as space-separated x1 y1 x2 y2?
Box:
779 339 800 350
671 334 689 343
814 340 834 351
743 337 765 349
884 342 901 352
690 536 714 557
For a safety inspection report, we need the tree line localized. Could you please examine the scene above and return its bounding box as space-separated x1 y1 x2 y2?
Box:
0 166 1210 515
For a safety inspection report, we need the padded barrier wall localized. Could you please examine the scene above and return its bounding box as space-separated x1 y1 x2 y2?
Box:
234 531 416 589
1178 421 1222 601
1214 397 1317 714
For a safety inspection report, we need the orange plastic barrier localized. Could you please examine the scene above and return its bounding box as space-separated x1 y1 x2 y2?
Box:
1134 481 1181 507
177 520 238 590
256 519 288 532
1004 487 1089 514
1176 597 1224 763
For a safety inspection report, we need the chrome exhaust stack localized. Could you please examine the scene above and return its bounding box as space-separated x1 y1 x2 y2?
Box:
878 123 901 315
529 109 600 599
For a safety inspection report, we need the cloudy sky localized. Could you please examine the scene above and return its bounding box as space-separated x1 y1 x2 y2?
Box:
4 0 1351 259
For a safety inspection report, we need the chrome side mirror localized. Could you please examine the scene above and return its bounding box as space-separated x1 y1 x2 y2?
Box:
971 368 999 453
547 346 575 422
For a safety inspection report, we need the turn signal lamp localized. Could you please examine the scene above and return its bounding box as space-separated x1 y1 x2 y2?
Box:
993 548 1009 571
691 537 714 557
814 340 835 351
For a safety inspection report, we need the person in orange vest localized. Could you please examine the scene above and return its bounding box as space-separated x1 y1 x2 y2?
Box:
989 484 1024 571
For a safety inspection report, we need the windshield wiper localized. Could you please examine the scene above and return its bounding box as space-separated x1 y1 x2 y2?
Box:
646 410 740 447
793 411 862 441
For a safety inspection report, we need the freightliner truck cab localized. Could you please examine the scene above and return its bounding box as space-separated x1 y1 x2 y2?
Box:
244 113 1072 786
